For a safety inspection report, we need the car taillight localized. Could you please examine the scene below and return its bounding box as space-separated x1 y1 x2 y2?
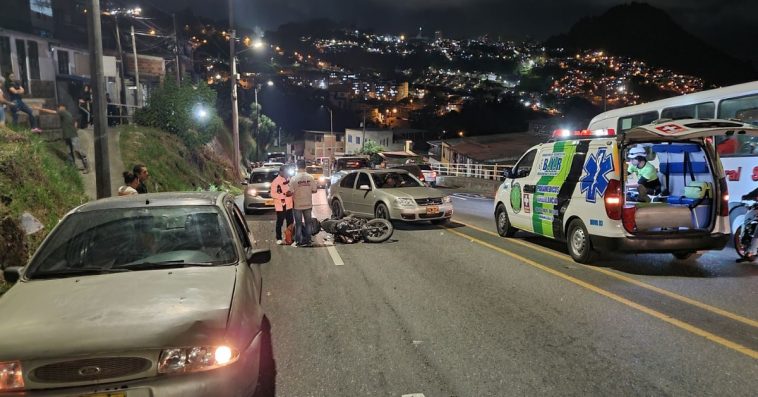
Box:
604 179 622 220
622 205 636 233
718 177 729 217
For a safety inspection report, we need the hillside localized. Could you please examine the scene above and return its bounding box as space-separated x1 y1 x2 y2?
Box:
545 2 757 85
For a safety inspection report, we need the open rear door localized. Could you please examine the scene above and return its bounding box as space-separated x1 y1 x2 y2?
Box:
622 119 758 143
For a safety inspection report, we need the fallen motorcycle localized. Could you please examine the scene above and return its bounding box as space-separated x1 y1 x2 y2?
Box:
310 215 393 244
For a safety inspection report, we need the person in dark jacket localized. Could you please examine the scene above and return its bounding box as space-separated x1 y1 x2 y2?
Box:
133 164 149 194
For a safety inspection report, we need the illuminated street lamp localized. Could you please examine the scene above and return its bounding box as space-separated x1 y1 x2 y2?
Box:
458 130 465 137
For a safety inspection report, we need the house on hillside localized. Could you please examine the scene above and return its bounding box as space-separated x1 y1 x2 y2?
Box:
427 132 545 165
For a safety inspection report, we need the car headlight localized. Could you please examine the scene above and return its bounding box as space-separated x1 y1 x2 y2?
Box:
395 198 416 207
319 176 326 182
0 361 24 391
158 346 240 374
443 196 452 204
246 188 258 197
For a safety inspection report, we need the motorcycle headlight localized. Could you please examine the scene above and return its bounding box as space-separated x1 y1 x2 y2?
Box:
158 346 239 374
443 196 452 204
395 198 416 207
0 361 24 391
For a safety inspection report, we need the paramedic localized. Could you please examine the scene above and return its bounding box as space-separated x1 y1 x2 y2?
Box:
628 155 660 202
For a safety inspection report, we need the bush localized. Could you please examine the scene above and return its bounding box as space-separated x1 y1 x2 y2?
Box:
134 80 221 148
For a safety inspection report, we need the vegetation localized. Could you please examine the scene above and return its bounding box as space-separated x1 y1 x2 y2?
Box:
133 80 224 148
0 126 88 288
119 125 241 194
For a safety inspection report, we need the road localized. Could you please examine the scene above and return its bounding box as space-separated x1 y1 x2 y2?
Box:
241 189 758 397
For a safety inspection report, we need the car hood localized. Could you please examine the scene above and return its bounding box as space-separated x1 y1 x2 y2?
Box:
383 187 444 199
0 266 237 360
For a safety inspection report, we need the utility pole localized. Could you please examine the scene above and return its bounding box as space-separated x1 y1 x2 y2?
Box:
130 25 141 107
173 13 181 85
229 0 240 179
112 15 127 111
87 0 111 198
361 108 366 151
254 86 259 161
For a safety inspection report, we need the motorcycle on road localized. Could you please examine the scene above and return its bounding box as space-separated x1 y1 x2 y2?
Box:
310 215 394 244
732 200 758 262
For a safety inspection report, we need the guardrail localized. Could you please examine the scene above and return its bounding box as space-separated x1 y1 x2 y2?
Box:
430 163 512 181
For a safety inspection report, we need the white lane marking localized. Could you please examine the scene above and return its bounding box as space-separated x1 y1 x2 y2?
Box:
452 196 467 201
402 394 425 397
327 245 345 266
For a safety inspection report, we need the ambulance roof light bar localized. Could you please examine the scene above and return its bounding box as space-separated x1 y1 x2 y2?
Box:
551 128 616 139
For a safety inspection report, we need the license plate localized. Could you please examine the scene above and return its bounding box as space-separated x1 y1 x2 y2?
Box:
426 206 439 214
81 393 126 397
265 199 274 206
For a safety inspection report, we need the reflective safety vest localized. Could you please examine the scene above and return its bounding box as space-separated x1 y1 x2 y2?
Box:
270 175 294 211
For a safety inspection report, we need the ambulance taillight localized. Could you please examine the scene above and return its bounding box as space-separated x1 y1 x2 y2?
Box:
604 179 623 220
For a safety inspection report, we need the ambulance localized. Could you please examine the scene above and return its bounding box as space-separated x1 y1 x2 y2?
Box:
493 119 758 263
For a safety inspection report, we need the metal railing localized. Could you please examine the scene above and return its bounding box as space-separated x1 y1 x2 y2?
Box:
430 163 512 181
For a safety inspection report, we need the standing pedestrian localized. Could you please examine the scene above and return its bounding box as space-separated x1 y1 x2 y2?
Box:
289 160 317 247
133 164 149 193
270 165 295 245
34 103 89 173
0 75 16 128
118 171 140 196
5 73 40 132
78 84 92 128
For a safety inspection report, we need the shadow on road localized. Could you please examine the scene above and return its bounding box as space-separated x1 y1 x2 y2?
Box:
253 316 277 397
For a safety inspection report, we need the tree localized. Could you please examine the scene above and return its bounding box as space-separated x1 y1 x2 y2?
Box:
248 102 279 161
358 140 384 156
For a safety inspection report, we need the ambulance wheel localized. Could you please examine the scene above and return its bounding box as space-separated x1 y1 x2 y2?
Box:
567 219 593 263
495 204 516 237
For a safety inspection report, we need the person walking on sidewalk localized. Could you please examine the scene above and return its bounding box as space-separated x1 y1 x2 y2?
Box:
118 171 140 196
5 73 40 132
271 165 294 245
34 103 89 173
133 164 149 193
289 160 317 247
78 84 92 128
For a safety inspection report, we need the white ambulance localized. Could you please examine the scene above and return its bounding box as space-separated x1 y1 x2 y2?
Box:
493 119 758 263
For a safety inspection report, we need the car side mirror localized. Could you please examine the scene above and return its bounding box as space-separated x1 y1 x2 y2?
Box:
3 267 22 284
503 167 514 179
247 249 271 265
241 180 248 186
359 184 371 191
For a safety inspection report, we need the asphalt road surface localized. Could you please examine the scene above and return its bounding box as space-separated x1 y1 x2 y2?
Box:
239 189 757 397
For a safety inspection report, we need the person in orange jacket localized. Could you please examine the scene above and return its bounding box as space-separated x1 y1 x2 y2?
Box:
271 165 295 245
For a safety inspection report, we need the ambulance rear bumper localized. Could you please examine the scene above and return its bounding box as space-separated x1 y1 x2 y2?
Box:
591 232 729 253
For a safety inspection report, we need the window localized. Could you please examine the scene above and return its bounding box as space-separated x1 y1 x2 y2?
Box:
356 136 361 145
512 149 537 178
618 111 659 133
340 172 358 188
348 135 353 143
27 41 40 80
15 39 27 89
0 36 11 78
372 172 422 188
228 202 252 249
249 171 278 184
714 94 758 157
356 172 371 189
661 102 715 120
57 50 70 75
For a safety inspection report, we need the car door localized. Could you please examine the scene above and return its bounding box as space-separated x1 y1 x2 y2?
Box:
353 172 376 216
505 148 539 231
338 172 359 214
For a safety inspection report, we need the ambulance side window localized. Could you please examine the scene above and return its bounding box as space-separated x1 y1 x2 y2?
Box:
513 150 537 179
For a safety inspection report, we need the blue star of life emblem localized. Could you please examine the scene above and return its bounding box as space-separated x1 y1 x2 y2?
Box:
580 147 614 203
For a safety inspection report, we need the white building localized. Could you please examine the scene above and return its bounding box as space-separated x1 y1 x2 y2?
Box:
344 128 404 154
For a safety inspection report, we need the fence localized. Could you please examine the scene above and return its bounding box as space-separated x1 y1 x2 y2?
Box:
430 163 512 181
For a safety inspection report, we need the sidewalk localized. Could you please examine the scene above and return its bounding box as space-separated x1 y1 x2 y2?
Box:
78 126 125 200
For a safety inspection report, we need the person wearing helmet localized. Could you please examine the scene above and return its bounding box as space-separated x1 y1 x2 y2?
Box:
627 146 660 202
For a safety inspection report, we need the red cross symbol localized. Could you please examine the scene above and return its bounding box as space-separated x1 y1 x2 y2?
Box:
655 124 686 134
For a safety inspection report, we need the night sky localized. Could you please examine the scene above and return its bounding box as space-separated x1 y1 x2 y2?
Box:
154 0 756 65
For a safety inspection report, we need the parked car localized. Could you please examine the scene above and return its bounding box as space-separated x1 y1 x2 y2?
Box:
328 156 371 187
306 165 328 188
243 166 280 214
328 169 453 224
0 192 271 396
417 163 437 187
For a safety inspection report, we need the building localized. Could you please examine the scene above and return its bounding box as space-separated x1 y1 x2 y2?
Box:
396 81 409 101
344 128 405 154
303 130 345 161
0 0 55 38
427 132 545 165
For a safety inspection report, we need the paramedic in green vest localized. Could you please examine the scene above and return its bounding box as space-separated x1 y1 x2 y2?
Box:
628 155 660 202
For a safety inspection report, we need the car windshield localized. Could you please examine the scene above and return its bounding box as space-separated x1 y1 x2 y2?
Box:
372 172 422 188
307 166 324 174
250 171 278 184
26 206 238 279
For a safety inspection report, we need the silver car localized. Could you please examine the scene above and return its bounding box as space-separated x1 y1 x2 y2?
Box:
328 169 453 224
243 167 281 214
0 192 272 397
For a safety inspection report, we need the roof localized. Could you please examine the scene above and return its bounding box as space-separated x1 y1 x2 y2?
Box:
443 132 545 162
73 192 227 212
303 130 344 135
378 151 419 159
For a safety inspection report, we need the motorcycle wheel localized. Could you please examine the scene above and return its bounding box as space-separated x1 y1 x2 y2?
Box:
362 218 394 243
733 226 755 261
